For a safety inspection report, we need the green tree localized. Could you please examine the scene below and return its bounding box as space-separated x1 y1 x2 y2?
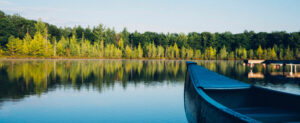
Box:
228 51 235 60
262 49 268 59
284 46 294 60
35 19 47 35
296 48 300 60
249 49 254 59
279 48 284 60
0 48 3 56
93 24 105 42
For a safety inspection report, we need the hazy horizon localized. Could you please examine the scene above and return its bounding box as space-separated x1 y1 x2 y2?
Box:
1 0 300 33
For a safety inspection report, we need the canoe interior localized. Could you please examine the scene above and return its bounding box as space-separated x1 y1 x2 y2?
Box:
204 87 300 122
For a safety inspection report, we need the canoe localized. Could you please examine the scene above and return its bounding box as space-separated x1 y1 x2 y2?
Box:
184 61 300 123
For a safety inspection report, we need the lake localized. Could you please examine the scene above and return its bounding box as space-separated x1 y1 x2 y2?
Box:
0 60 299 123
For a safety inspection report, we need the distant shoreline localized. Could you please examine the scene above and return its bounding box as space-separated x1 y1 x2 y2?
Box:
0 56 238 60
0 56 267 61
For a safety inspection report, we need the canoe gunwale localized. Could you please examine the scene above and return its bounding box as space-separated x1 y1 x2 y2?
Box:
201 87 251 90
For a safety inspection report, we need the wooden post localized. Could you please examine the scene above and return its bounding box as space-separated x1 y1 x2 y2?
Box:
290 64 293 76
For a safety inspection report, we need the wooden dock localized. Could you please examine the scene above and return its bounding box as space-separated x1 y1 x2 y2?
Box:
244 60 300 65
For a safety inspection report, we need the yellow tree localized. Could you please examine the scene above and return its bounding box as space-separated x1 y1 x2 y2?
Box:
118 38 124 50
53 37 57 57
80 39 92 57
29 32 44 56
137 43 143 58
0 48 3 56
241 48 247 59
6 36 22 55
157 45 164 58
35 19 49 56
43 37 53 57
187 48 194 59
205 46 216 60
56 37 68 56
125 45 132 58
219 45 227 60
146 42 157 58
269 47 277 60
151 42 157 58
23 32 32 55
256 45 263 59
113 47 122 58
181 46 187 59
166 46 174 58
195 50 201 59
99 39 104 57
173 43 180 58
70 34 79 56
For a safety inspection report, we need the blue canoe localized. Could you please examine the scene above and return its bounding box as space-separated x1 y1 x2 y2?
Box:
184 61 300 123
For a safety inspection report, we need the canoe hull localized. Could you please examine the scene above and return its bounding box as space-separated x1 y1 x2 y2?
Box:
184 62 300 123
184 71 253 123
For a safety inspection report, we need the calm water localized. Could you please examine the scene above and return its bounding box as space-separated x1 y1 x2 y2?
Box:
0 60 299 123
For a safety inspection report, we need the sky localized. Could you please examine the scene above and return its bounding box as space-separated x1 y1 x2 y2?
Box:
0 0 300 33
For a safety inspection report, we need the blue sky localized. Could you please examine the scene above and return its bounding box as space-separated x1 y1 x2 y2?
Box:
1 0 300 33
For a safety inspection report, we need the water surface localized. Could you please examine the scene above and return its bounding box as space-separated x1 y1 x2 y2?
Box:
0 60 299 123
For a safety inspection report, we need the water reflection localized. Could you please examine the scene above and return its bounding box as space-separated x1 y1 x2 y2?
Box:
196 60 300 95
248 64 300 79
0 60 186 101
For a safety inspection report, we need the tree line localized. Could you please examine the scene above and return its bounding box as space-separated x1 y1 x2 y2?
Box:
0 10 299 60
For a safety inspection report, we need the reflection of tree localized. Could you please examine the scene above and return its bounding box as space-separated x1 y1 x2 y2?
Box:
0 60 185 100
6 61 53 95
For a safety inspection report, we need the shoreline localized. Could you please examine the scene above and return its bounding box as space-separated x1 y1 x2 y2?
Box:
1 56 297 61
0 56 243 61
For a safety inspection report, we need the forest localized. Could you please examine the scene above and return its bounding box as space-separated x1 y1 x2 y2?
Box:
0 10 299 60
